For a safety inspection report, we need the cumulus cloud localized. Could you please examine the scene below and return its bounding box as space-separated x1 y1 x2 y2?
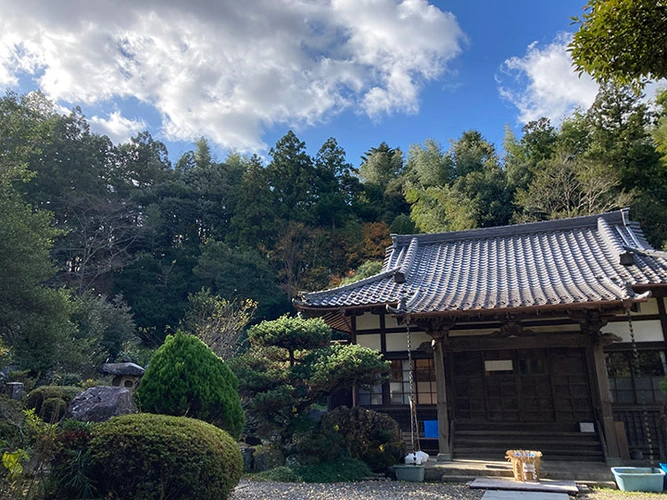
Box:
497 33 599 125
89 111 147 145
0 0 464 151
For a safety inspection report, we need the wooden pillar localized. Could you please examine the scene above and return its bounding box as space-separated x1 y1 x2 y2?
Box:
591 341 621 463
431 329 452 461
577 311 622 464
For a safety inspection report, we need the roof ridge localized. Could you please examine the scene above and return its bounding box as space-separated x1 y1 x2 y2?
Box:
391 210 627 246
395 237 419 283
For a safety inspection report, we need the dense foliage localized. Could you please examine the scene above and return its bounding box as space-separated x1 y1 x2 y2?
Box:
316 406 405 472
248 458 372 483
25 386 83 422
232 315 390 447
3 80 667 380
136 331 244 439
85 414 243 500
570 0 667 89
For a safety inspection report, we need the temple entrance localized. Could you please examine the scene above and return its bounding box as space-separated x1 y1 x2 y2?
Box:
450 347 594 424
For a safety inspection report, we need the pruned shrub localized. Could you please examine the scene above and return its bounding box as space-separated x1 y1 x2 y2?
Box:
85 413 243 500
317 406 405 472
41 397 67 423
136 331 244 439
25 386 82 421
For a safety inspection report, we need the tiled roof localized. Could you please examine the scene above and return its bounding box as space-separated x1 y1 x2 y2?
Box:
294 210 667 319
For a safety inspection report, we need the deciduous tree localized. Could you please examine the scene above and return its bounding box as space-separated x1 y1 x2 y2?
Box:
570 0 667 89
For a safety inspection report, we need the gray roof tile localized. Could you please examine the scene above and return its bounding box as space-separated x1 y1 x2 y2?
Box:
294 210 667 317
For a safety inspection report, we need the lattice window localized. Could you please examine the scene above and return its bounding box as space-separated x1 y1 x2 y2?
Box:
388 358 437 406
358 384 383 406
606 350 666 405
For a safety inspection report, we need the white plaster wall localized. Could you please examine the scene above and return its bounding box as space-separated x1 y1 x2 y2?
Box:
633 298 659 315
356 333 381 350
385 331 432 351
355 313 380 331
601 319 664 343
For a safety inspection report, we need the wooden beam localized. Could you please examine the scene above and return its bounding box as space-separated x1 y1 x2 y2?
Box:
447 332 596 351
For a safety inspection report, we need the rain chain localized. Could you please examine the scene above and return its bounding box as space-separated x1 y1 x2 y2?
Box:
627 309 655 465
405 317 421 456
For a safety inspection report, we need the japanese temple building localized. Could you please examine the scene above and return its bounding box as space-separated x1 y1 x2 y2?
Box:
294 209 667 464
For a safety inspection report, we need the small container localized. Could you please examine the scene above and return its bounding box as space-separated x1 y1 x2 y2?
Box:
611 467 665 492
394 464 425 482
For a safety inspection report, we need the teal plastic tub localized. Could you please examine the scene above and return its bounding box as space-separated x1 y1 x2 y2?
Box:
394 464 425 482
611 467 665 492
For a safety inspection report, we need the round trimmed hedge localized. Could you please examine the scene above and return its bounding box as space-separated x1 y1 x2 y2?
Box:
87 413 243 500
26 385 82 421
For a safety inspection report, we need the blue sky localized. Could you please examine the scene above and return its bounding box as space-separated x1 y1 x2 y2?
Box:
0 0 636 167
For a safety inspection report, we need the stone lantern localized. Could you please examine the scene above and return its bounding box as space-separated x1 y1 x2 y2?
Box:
98 362 145 392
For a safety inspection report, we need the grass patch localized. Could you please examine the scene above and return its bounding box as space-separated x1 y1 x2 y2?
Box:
247 458 373 483
590 487 664 497
247 466 302 482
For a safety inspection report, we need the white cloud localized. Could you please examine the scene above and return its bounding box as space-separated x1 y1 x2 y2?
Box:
0 0 464 152
498 33 599 125
89 111 147 145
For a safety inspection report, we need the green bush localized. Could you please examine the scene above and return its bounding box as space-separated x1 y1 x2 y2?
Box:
247 458 372 483
86 413 243 500
295 457 372 483
317 406 405 472
53 373 82 387
41 397 67 423
25 386 82 420
136 331 244 439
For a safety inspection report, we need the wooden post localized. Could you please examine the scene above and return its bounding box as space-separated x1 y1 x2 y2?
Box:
591 342 621 463
575 311 622 464
431 330 452 461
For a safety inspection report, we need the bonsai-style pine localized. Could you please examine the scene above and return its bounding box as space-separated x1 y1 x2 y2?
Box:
136 331 243 439
231 314 389 446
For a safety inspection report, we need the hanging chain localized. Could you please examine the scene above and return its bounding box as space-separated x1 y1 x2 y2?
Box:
627 309 655 465
405 316 420 456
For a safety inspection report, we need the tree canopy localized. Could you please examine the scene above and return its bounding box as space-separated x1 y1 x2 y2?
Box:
570 0 667 89
3 82 667 381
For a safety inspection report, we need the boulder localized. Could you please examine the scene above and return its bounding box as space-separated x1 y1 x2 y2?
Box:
240 444 256 473
252 446 285 472
64 386 137 423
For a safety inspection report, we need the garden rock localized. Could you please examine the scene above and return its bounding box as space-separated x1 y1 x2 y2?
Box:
240 444 256 472
285 455 302 468
64 386 137 422
252 446 284 472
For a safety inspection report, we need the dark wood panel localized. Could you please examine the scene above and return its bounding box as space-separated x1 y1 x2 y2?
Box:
451 347 593 424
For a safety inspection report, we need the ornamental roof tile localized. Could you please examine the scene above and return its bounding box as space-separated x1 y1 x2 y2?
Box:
294 210 667 318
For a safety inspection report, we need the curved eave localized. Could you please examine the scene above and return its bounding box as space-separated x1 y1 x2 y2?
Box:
296 295 651 334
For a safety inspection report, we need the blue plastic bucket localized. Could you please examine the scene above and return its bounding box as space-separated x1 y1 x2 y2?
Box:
423 420 438 439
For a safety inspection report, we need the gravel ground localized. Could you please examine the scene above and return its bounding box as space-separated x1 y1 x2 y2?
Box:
230 479 666 500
